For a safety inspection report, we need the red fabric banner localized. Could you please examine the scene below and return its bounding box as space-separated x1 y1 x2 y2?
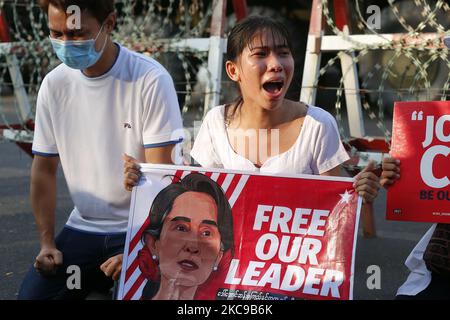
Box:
118 165 361 300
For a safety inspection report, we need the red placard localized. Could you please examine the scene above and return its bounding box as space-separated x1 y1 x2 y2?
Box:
387 101 450 223
118 165 361 300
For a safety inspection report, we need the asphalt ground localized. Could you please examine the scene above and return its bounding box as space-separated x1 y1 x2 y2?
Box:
0 141 72 300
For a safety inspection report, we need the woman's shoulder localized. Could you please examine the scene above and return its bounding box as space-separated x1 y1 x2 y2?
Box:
203 105 226 124
305 105 339 127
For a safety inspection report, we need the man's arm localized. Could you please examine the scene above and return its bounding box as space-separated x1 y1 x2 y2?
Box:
144 144 177 164
30 155 63 274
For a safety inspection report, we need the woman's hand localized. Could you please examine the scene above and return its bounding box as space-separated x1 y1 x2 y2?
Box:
353 161 381 204
123 153 141 191
380 157 400 189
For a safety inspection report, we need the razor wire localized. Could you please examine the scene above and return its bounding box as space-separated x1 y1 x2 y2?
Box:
0 0 214 143
1 0 450 156
316 0 450 169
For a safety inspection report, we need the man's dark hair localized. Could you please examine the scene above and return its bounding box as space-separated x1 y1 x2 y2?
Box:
39 0 115 24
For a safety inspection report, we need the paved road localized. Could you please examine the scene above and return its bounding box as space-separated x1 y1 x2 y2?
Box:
0 141 73 300
0 138 433 300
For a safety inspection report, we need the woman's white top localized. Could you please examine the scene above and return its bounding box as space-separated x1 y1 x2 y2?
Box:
190 104 350 174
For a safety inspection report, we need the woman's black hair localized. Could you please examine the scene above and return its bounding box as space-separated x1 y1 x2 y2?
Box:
225 15 294 124
141 173 234 299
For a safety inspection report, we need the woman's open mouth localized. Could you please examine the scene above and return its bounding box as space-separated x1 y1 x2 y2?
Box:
262 80 284 98
178 260 199 271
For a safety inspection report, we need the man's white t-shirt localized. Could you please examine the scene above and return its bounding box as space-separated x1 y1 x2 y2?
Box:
190 105 349 174
32 44 184 234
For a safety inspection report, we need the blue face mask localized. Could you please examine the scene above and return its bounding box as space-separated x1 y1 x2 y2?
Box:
49 25 108 70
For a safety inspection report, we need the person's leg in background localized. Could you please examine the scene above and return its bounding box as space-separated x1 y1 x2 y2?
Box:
396 274 450 300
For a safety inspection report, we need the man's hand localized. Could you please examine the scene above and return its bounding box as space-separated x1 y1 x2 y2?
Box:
100 254 123 281
123 154 141 191
34 246 63 276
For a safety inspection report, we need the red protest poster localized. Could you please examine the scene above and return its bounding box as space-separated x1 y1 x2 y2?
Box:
118 164 361 300
387 101 450 223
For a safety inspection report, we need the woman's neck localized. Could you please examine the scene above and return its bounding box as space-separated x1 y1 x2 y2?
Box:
233 99 295 130
152 277 198 300
236 101 284 129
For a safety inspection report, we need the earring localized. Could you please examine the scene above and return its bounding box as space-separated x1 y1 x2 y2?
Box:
213 266 218 271
152 255 157 260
